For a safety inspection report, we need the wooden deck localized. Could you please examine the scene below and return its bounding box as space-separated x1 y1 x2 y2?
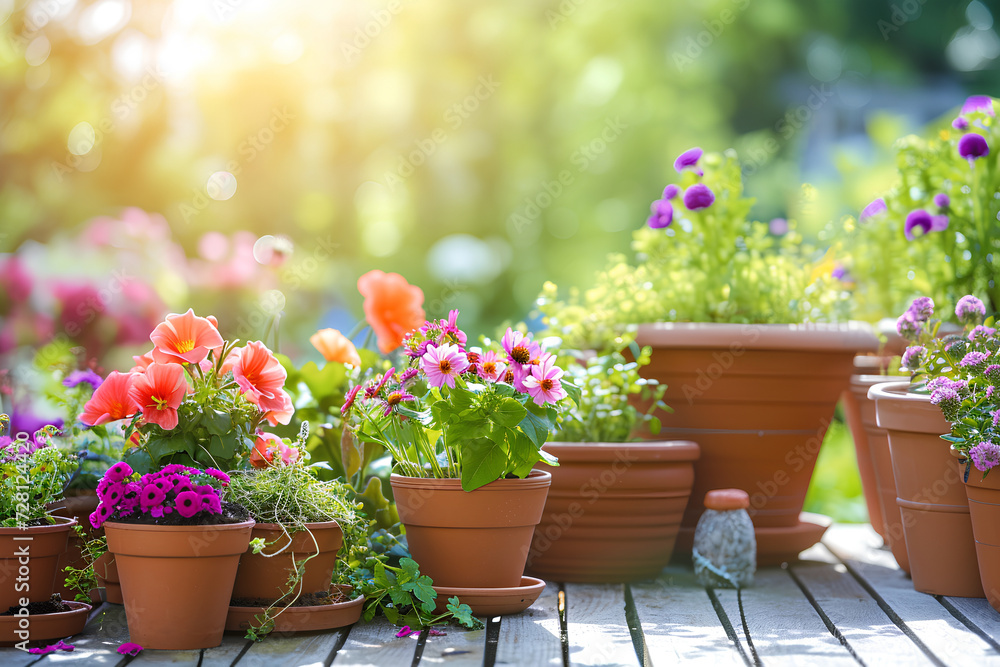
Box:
6 523 1000 666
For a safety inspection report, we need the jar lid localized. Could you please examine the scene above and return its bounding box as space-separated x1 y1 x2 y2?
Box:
704 489 750 510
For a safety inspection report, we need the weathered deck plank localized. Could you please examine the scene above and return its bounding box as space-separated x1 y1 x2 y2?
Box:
200 635 253 667
419 622 487 666
332 616 420 666
940 596 1000 651
236 628 348 667
629 568 744 666
36 603 129 666
714 568 856 666
494 580 561 666
128 647 201 666
563 583 639 667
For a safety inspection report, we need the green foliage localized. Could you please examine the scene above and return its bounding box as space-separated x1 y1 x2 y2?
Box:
62 529 106 603
0 421 81 527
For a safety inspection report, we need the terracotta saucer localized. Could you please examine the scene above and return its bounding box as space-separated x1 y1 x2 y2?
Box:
675 512 833 567
225 586 364 633
432 576 546 617
0 601 92 647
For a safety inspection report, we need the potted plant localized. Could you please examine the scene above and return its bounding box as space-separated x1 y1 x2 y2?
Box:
341 310 577 611
893 293 1000 607
222 427 364 639
88 462 254 649
869 295 989 598
539 149 878 563
0 416 91 648
523 345 700 582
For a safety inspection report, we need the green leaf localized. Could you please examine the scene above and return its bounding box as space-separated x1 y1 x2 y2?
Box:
460 436 508 491
398 557 420 584
446 597 481 629
401 575 437 613
508 431 540 478
446 418 490 448
448 385 477 413
562 379 582 407
147 436 194 463
124 449 153 475
488 397 527 429
538 448 559 467
388 587 412 607
648 416 662 435
208 433 239 460
519 409 552 449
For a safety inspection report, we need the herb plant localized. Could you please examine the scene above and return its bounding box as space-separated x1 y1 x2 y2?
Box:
1 418 81 527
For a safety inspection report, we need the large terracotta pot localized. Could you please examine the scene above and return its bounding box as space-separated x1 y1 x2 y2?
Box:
525 441 699 583
963 462 1000 611
0 517 77 610
632 322 878 559
105 519 254 649
391 470 551 589
846 371 910 573
870 382 983 597
232 521 343 602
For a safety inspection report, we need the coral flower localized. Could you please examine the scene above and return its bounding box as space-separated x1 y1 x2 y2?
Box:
421 343 470 389
130 350 155 373
522 355 568 406
128 363 188 430
230 341 289 411
310 328 362 367
262 389 294 426
150 309 224 366
80 372 139 426
358 270 426 354
250 432 283 468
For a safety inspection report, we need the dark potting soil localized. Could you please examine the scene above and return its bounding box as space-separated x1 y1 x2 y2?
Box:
2 595 73 616
231 588 352 609
113 501 251 526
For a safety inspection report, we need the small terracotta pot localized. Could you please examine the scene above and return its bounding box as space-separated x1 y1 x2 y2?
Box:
105 519 254 649
231 520 343 602
631 322 878 554
49 492 101 602
0 517 77 610
870 382 983 597
847 372 910 573
525 441 699 583
94 551 122 604
963 462 1000 611
391 470 551 589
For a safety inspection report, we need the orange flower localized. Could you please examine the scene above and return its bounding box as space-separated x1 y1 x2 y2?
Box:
128 363 188 430
130 349 155 373
357 270 425 354
80 372 139 425
250 432 300 468
229 341 294 423
150 309 224 366
310 328 362 366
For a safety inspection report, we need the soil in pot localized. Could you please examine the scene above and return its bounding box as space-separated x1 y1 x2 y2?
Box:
525 441 698 583
392 470 551 589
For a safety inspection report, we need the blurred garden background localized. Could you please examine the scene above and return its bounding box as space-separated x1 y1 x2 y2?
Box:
2 0 999 520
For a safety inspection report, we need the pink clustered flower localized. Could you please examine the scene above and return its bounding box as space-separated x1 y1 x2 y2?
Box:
971 440 1000 472
90 462 228 529
956 295 987 325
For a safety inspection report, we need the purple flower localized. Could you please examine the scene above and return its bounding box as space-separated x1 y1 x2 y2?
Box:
139 484 166 511
673 147 703 173
63 369 103 391
987 364 1000 383
901 346 926 370
399 368 418 384
933 193 950 208
832 264 848 281
859 198 887 223
969 325 997 342
993 408 1000 428
962 95 995 117
907 296 935 322
960 351 989 370
959 133 989 163
930 387 959 406
970 440 1000 472
904 210 933 240
956 295 987 324
203 468 230 485
896 313 922 340
647 199 674 229
683 184 715 211
930 215 949 232
663 184 680 200
953 116 970 130
105 461 132 483
382 390 416 416
175 491 202 518
769 218 789 235
989 386 996 400
927 376 966 394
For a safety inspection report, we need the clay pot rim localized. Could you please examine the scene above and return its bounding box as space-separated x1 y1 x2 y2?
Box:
634 321 878 352
897 498 971 514
0 516 77 534
868 381 924 403
103 518 255 533
251 520 342 532
390 469 551 491
541 440 700 462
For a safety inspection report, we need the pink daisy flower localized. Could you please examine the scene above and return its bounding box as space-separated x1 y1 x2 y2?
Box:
421 344 469 389
477 350 507 383
522 355 568 406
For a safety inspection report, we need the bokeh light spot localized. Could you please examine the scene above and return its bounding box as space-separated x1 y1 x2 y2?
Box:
207 171 237 201
68 122 96 155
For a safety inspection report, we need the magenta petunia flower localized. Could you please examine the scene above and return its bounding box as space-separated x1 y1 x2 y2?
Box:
522 355 568 406
175 490 201 518
959 133 989 163
105 461 133 483
904 210 933 240
476 350 507 383
930 214 949 232
673 147 703 173
647 199 674 229
859 198 887 223
395 625 417 638
421 343 470 389
200 494 222 514
962 95 995 117
663 184 680 200
900 346 926 370
971 440 1000 472
139 484 166 510
683 183 715 210
933 193 950 208
956 295 987 324
204 468 230 485
117 643 143 656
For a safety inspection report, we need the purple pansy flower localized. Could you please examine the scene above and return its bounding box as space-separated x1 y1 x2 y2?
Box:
904 210 933 240
663 184 680 200
683 183 715 210
647 198 674 229
962 95 995 117
859 198 887 223
933 193 950 208
959 133 989 163
673 147 703 173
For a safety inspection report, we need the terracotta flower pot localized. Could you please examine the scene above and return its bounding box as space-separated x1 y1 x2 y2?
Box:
94 552 122 604
963 464 1000 611
104 519 254 649
631 322 878 557
231 520 343 602
0 517 77 611
391 470 551 589
48 492 101 602
525 441 699 583
870 382 983 597
846 371 910 573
